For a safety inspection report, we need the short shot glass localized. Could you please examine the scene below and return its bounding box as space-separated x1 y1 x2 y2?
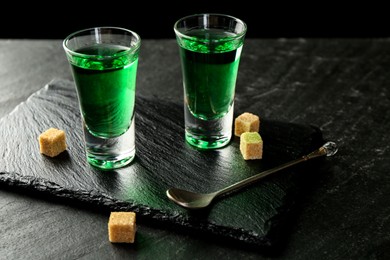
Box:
63 27 141 170
174 13 247 149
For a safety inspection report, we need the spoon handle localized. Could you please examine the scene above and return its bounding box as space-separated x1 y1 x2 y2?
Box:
215 141 338 197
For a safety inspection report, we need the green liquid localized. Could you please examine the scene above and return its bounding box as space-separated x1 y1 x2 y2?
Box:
70 44 138 138
178 29 243 120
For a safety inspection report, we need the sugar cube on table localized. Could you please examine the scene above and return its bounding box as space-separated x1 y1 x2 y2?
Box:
108 212 137 243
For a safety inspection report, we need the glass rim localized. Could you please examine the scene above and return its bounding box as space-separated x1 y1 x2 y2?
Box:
173 13 247 41
63 26 141 58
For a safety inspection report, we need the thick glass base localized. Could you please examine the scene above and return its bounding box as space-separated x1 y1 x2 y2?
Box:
84 119 136 170
185 132 231 149
184 104 233 150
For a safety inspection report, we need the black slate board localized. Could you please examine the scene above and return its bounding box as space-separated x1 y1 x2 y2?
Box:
0 79 325 249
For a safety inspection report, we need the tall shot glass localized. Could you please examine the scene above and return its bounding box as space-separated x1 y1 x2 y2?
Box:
63 27 141 170
174 13 247 149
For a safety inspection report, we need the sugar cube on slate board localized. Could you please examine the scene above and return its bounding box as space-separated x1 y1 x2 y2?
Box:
0 79 326 249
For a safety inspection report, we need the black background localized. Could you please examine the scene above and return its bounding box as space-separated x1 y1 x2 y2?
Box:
1 2 389 39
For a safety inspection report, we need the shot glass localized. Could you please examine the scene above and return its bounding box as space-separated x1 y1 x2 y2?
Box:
63 27 141 170
174 13 247 149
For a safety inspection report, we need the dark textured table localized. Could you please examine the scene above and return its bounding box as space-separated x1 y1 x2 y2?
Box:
0 38 389 259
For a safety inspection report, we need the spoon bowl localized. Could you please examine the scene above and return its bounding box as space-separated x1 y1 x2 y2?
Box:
166 141 338 209
166 188 218 209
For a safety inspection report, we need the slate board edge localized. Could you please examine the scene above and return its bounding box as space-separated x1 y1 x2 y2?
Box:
0 171 273 249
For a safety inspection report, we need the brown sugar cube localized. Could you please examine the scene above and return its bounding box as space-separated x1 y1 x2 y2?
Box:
240 132 263 160
38 128 67 157
234 112 260 137
108 212 136 243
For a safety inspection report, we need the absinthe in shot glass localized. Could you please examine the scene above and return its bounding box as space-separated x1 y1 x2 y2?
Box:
178 29 243 121
70 44 138 138
178 28 244 149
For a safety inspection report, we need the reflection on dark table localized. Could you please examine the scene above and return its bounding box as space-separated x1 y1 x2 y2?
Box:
0 38 389 259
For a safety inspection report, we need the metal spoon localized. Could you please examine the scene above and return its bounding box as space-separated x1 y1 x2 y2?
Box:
166 141 338 209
